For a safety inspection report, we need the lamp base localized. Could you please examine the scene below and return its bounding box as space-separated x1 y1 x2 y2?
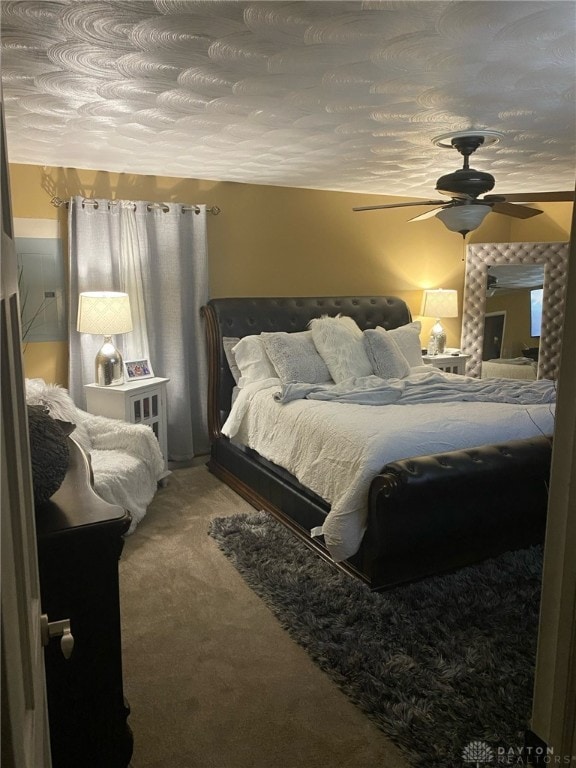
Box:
95 337 124 386
428 321 447 355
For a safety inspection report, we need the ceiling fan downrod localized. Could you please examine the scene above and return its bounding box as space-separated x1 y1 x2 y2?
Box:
451 135 485 169
436 136 495 199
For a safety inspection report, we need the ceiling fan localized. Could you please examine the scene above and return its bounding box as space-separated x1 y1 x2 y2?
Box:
353 131 571 237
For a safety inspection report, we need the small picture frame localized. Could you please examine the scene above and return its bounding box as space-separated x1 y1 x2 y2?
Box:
123 358 154 381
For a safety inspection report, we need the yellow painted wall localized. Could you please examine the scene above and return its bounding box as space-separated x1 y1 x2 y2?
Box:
9 163 572 386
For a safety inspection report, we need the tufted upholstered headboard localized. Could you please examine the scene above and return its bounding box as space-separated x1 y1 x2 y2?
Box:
201 295 412 439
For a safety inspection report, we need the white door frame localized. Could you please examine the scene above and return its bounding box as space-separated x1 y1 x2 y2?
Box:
1 101 51 768
530 209 576 758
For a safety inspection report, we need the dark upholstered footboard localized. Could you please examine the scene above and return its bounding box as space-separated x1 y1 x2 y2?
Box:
362 435 552 590
209 433 551 591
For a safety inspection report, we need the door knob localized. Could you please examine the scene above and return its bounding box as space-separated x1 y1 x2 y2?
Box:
40 614 74 659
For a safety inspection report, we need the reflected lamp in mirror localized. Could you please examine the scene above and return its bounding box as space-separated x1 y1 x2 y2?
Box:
435 204 491 237
77 291 133 386
421 289 458 355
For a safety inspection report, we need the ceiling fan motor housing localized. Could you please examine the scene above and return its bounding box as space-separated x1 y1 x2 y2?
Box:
436 168 496 198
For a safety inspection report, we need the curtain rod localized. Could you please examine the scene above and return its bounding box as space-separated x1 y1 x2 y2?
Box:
50 196 221 215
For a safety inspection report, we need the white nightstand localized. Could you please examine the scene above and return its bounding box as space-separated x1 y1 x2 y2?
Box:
84 377 169 465
422 350 471 375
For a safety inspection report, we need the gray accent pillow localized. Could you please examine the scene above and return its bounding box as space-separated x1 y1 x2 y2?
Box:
222 336 241 384
386 321 423 366
261 331 332 384
27 405 70 505
363 328 411 379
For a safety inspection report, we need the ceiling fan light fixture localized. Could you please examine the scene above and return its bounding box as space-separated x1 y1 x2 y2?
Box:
435 204 491 236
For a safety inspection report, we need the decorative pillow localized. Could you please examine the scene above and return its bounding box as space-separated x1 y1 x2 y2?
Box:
27 405 70 505
332 314 363 337
309 315 373 383
261 331 332 384
222 336 241 384
25 378 92 453
387 321 424 367
363 328 411 379
232 335 277 387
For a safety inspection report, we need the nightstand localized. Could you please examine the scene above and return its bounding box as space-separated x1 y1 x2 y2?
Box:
84 377 169 464
422 350 471 375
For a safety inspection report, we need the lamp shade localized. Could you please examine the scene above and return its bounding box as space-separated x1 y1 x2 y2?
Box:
421 289 458 319
435 204 491 235
77 291 133 335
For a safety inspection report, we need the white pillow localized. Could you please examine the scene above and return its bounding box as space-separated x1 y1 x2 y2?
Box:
222 336 241 384
387 321 423 367
261 331 332 384
309 315 373 383
334 314 363 337
363 328 411 379
232 335 277 387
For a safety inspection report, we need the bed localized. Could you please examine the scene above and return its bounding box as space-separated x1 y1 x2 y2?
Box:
202 296 554 590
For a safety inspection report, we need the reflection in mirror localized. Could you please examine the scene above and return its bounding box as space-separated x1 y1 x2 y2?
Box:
461 242 569 380
481 265 545 379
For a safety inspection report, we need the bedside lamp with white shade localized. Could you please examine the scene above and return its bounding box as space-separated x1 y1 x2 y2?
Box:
77 291 133 386
421 289 458 355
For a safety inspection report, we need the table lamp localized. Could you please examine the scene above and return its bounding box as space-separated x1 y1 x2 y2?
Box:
77 291 133 386
421 289 458 355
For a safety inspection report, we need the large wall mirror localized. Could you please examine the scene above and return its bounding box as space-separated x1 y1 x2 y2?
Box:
462 242 569 379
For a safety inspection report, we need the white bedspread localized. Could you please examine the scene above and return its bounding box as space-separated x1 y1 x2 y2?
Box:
222 371 555 562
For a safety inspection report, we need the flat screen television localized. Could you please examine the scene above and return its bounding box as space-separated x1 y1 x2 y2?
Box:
530 288 543 338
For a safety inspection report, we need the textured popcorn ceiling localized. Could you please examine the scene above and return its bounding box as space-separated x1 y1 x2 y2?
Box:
1 0 575 198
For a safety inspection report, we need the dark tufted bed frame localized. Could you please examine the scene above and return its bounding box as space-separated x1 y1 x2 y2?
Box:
202 296 551 590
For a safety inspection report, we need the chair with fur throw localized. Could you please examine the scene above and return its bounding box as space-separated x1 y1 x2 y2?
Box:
26 378 169 533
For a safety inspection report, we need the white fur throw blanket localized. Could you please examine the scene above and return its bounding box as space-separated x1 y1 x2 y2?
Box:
25 379 168 533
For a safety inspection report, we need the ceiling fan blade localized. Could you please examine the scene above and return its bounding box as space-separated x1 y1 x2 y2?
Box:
491 202 543 219
408 207 445 222
495 191 575 203
352 199 446 212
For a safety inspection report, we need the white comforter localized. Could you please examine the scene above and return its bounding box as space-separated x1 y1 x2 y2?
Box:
222 371 555 562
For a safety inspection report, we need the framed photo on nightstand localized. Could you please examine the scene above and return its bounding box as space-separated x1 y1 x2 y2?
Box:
123 358 154 381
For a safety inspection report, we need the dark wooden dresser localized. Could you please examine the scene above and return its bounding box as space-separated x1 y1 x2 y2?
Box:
35 437 133 768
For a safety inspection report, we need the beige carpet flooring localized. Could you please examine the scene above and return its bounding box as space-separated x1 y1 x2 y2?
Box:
120 462 411 768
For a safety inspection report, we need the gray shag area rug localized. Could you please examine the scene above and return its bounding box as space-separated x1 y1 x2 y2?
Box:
209 511 543 768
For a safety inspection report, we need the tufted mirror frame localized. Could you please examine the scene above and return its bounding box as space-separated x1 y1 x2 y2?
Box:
462 241 569 379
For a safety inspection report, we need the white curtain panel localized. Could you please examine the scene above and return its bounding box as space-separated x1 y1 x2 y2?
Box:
68 196 209 460
119 202 150 362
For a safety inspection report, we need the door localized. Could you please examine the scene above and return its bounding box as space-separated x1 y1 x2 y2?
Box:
482 312 505 360
1 100 51 767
